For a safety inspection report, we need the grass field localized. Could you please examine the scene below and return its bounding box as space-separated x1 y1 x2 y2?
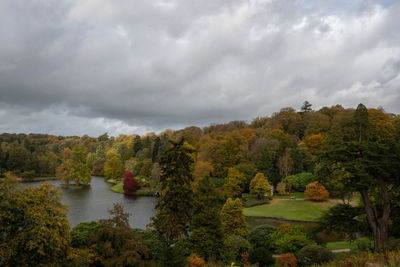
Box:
326 241 357 250
110 182 156 196
243 199 335 221
273 192 306 199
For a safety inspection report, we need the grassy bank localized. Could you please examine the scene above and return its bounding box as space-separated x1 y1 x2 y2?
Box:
110 182 156 196
244 199 335 221
326 241 357 250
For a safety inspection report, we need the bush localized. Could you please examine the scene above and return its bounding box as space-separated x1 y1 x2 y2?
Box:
270 224 315 253
245 200 270 207
222 235 251 265
277 182 287 195
248 224 276 249
296 172 315 191
187 254 206 267
296 245 334 267
249 247 275 267
71 221 102 248
304 181 329 201
132 229 167 266
212 177 225 187
353 237 373 252
278 253 297 267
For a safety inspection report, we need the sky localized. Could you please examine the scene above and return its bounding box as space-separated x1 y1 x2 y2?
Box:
0 0 399 137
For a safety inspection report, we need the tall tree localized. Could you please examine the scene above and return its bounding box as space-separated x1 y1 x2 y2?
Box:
223 167 246 199
354 103 369 142
152 139 195 245
249 173 271 199
220 198 248 238
189 176 224 260
62 144 92 185
104 150 124 181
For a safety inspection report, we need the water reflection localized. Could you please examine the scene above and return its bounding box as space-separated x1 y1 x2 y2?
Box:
23 176 157 229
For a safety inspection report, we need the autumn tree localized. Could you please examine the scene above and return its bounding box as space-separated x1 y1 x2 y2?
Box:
315 104 400 249
249 173 271 199
304 181 329 201
0 174 71 266
104 149 124 181
189 176 224 260
65 144 92 185
277 148 293 180
220 198 248 238
152 139 195 245
123 171 140 195
223 167 246 199
90 203 153 266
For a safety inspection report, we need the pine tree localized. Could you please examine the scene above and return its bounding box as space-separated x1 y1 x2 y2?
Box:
189 176 224 260
152 139 195 245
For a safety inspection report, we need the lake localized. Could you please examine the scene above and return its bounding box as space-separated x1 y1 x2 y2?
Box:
23 176 158 229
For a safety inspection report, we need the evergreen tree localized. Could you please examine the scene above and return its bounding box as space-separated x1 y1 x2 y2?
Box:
152 137 161 162
152 139 195 245
220 198 248 238
189 176 224 260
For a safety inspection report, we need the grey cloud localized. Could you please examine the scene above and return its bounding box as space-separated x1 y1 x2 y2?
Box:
0 0 400 136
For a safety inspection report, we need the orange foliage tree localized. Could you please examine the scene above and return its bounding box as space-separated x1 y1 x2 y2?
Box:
187 254 206 267
278 253 297 267
304 181 329 201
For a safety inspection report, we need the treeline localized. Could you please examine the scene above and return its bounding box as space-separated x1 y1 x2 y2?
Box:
1 102 399 189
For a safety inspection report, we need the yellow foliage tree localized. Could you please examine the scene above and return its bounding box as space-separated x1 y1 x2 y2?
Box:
223 167 246 199
104 150 124 181
249 173 271 199
220 198 248 238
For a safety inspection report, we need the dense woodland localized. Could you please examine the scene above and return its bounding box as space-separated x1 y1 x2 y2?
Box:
1 102 400 266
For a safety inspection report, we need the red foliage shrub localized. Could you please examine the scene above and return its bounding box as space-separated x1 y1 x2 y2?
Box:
123 171 139 196
278 253 297 267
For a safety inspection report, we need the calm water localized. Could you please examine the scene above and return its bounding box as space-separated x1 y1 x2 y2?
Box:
23 176 158 229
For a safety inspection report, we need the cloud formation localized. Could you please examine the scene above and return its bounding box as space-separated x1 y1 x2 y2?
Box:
0 0 399 136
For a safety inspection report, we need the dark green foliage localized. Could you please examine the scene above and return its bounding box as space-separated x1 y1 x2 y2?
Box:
152 139 195 245
297 172 315 191
133 229 167 267
244 200 270 207
221 235 251 265
296 245 334 267
354 103 369 142
189 176 224 260
316 204 368 240
152 137 161 162
211 177 225 187
71 221 101 248
90 203 153 267
163 239 190 267
247 224 276 249
236 163 258 192
249 247 275 267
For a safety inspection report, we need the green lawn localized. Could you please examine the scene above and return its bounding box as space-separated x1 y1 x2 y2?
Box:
110 182 155 196
326 241 356 250
243 199 334 221
273 192 306 199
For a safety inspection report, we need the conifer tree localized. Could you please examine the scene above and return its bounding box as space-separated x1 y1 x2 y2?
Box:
189 176 224 260
152 139 195 245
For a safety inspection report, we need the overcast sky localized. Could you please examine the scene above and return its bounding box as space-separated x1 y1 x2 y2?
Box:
0 0 399 137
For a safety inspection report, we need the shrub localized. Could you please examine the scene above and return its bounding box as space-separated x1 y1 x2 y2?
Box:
187 254 206 267
278 253 297 267
245 200 270 207
71 221 101 248
249 247 275 267
123 171 140 195
248 224 276 249
296 172 315 191
296 245 334 267
270 224 315 253
304 181 329 201
222 235 251 265
353 237 373 252
277 182 287 195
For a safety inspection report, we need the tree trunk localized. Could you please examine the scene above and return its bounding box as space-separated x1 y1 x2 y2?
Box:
360 185 390 250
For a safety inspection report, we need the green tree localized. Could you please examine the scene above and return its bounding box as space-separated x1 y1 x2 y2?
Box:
0 174 71 266
152 139 195 245
249 173 271 199
221 235 251 265
220 198 248 238
63 144 92 185
189 176 224 260
247 224 275 249
90 203 153 267
104 150 124 181
223 167 246 199
269 224 314 253
354 103 369 142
